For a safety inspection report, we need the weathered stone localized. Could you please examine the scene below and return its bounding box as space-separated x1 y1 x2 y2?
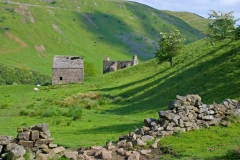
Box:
35 153 48 160
107 145 115 150
49 143 57 148
202 115 214 120
184 122 194 127
40 144 49 153
18 140 33 149
128 151 140 160
0 145 3 153
31 124 49 132
63 150 78 160
176 95 187 102
151 138 160 149
4 143 18 152
30 130 39 141
101 150 112 160
208 118 220 126
168 100 182 110
142 126 150 132
140 149 151 155
117 148 126 156
6 145 26 160
144 118 156 127
48 146 66 158
137 139 146 146
125 151 132 157
35 139 47 146
141 135 154 142
221 121 231 127
199 108 208 113
90 146 103 150
40 132 49 139
126 142 133 149
117 140 127 148
157 127 164 131
158 118 169 128
0 136 14 145
166 126 175 131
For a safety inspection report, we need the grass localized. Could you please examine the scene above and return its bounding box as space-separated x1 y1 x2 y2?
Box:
160 123 240 159
163 10 213 33
0 38 240 153
0 0 204 75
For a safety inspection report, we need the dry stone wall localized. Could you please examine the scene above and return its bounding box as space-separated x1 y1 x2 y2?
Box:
0 95 240 160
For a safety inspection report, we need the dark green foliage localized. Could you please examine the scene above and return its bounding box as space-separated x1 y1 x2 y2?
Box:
155 28 185 67
0 63 51 85
84 61 96 78
235 26 240 39
206 10 240 44
51 1 57 4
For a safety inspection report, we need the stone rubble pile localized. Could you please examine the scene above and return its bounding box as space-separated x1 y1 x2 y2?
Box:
0 124 68 160
0 95 239 160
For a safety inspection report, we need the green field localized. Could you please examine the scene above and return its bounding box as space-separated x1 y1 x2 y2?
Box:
0 0 204 75
1 0 240 159
1 37 240 158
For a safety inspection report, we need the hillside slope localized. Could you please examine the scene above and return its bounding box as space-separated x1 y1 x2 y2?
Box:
163 10 212 33
0 0 204 75
0 38 239 149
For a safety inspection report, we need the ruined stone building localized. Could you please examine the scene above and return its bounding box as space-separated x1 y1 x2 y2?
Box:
103 55 138 74
52 55 84 85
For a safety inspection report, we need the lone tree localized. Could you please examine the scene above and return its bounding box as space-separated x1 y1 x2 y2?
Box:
155 28 185 67
206 10 240 45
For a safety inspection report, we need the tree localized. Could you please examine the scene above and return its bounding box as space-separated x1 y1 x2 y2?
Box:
206 10 240 44
155 28 185 67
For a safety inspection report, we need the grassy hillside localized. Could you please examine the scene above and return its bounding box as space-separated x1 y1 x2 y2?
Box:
0 36 239 156
163 10 212 33
0 0 204 75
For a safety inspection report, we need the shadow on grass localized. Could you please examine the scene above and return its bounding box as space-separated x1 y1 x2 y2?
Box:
75 121 143 135
96 40 240 116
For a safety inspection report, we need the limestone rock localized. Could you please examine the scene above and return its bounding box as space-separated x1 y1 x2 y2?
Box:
117 148 126 156
63 150 78 160
48 146 66 158
6 145 26 160
100 150 112 160
0 136 14 145
128 151 140 160
144 118 156 127
31 124 49 132
141 135 154 142
140 149 151 155
30 130 39 141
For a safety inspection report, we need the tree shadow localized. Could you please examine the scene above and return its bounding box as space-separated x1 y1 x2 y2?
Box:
95 40 239 115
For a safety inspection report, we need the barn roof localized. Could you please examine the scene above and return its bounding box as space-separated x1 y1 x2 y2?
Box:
52 55 83 69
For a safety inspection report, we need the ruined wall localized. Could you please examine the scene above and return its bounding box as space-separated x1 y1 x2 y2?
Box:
103 55 138 74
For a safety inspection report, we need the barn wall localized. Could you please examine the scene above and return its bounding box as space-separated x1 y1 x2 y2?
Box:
52 68 84 85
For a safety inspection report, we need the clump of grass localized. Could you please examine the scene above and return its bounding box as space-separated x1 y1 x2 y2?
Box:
0 103 9 109
41 108 63 117
66 105 82 120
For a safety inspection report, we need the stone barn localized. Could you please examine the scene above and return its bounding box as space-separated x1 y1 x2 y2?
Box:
52 55 84 85
103 55 138 74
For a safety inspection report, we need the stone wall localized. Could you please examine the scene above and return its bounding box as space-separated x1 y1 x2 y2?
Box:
103 55 138 74
1 95 239 160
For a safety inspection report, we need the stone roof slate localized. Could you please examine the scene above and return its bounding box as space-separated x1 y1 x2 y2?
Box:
52 55 83 69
